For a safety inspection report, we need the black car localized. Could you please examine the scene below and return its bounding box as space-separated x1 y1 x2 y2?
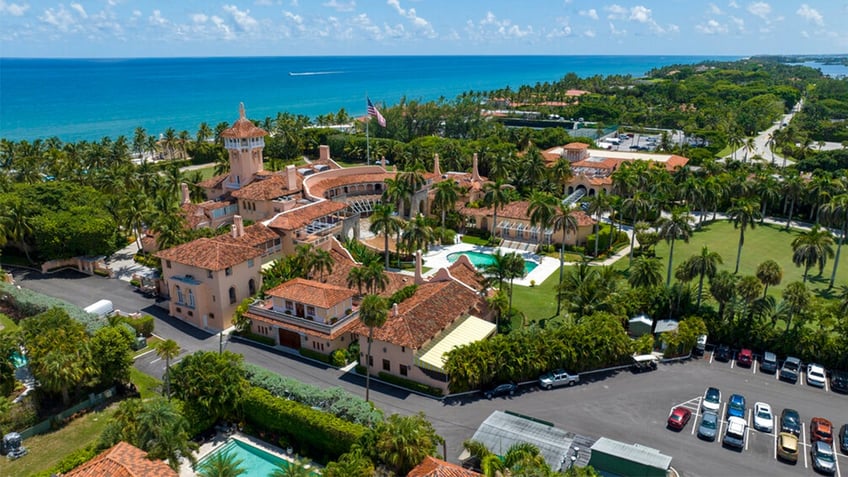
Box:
781 408 801 437
714 345 732 362
484 382 516 399
831 370 848 394
760 351 779 374
840 424 848 454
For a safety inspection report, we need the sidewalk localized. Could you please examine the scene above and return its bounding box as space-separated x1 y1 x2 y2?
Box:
105 241 155 282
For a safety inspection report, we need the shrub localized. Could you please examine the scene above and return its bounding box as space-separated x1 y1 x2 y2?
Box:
377 372 443 397
93 268 110 277
0 394 39 435
242 387 367 462
31 444 99 477
133 253 160 268
239 331 276 347
129 278 141 288
0 282 105 333
388 285 418 305
121 314 154 337
331 349 348 367
300 347 332 364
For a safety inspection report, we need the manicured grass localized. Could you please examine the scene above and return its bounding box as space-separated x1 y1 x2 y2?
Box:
0 312 19 332
625 220 848 298
461 235 491 246
510 270 564 323
130 367 162 400
0 405 116 477
192 165 219 181
133 335 164 358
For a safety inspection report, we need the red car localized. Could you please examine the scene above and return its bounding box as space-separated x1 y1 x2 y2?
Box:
737 348 753 367
667 406 692 430
811 417 834 444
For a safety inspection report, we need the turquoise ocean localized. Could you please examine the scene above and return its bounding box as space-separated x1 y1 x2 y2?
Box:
0 56 739 142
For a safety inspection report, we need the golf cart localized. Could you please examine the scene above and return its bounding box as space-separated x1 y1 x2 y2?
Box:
631 354 660 373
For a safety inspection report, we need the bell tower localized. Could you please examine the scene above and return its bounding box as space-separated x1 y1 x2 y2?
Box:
219 103 268 189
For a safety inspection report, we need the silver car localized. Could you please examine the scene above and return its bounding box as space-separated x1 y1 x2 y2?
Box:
811 441 836 474
538 369 580 390
698 411 719 441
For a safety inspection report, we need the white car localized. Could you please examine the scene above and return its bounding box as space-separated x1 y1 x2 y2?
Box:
806 363 827 387
753 402 773 432
702 387 721 412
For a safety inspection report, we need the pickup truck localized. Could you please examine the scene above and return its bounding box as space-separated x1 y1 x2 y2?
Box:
723 416 747 449
538 369 580 390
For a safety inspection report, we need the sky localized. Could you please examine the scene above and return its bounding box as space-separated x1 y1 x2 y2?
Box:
0 0 846 58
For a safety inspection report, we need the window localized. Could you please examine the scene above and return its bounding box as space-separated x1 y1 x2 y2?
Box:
400 365 408 376
176 286 184 304
285 300 294 313
401 346 405 353
166 260 172 268
248 279 256 295
382 359 391 371
247 259 254 268
229 286 237 304
306 306 315 317
188 289 195 308
209 313 215 319
368 356 373 366
225 267 232 276
176 307 182 313
207 270 213 279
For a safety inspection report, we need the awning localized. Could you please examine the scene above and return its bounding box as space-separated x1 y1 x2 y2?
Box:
415 315 497 373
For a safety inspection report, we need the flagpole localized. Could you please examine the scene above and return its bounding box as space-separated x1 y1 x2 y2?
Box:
365 94 370 166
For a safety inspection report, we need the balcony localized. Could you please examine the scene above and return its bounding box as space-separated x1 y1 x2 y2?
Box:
248 301 359 336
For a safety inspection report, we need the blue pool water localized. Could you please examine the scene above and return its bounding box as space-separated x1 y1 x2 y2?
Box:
447 251 538 274
196 439 315 477
11 351 27 368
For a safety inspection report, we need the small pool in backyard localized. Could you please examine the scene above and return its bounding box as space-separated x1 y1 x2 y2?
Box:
196 438 317 476
447 250 538 274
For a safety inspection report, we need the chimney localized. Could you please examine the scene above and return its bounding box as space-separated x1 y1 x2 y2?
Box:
433 153 441 177
180 183 190 205
471 153 481 182
414 250 424 284
392 303 399 317
319 145 330 161
381 156 386 169
286 165 297 190
234 215 245 238
230 224 238 238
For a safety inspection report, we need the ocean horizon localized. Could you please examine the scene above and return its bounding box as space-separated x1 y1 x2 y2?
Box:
1 55 740 142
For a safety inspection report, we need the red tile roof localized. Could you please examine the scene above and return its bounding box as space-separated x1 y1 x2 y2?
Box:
307 172 397 198
63 441 176 477
231 174 301 201
266 200 348 231
266 278 355 308
565 142 590 149
322 246 412 297
197 173 229 190
447 259 486 291
245 309 360 340
220 104 268 139
214 223 281 248
458 202 595 227
351 280 483 349
155 237 263 271
407 456 482 477
572 157 621 170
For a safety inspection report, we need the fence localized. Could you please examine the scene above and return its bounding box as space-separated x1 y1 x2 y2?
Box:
19 387 117 440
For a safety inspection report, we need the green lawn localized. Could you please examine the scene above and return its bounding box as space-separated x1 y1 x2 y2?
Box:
510 269 564 324
0 405 116 477
627 220 848 298
130 367 162 400
0 312 19 332
192 165 218 181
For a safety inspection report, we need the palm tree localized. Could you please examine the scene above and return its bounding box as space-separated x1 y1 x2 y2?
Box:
528 190 557 250
402 214 434 254
622 192 650 266
782 281 810 332
369 203 402 269
162 128 177 160
551 204 579 315
309 248 334 282
137 398 198 471
755 259 783 298
655 207 694 286
269 458 313 477
196 122 213 143
155 339 180 400
347 266 368 296
432 179 459 228
3 200 34 263
628 257 664 290
482 178 513 240
586 190 612 257
196 450 246 477
819 192 848 289
679 246 723 307
503 252 526 314
791 225 835 283
736 275 764 325
549 156 573 196
727 197 761 274
782 174 804 230
359 294 387 402
364 261 389 294
710 270 737 321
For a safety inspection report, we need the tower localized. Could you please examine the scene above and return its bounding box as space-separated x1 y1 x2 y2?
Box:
220 103 268 189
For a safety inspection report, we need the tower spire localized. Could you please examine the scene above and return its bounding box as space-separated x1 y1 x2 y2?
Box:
239 102 246 119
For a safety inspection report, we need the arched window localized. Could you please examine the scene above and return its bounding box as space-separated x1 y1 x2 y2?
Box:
229 286 237 304
248 279 256 295
188 289 195 308
176 286 184 304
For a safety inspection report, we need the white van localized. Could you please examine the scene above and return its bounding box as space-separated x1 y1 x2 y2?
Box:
84 299 114 317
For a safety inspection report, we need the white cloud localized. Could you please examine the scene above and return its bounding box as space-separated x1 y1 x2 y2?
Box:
584 29 596 38
730 15 745 32
579 8 599 20
747 1 771 20
148 9 168 27
223 4 259 32
40 5 77 32
796 4 823 26
547 17 573 38
70 2 86 18
696 19 728 34
467 11 534 41
709 3 723 15
603 4 672 34
0 0 30 16
323 0 355 12
629 5 651 23
728 0 739 7
191 13 208 23
387 0 436 38
609 22 626 36
605 4 628 20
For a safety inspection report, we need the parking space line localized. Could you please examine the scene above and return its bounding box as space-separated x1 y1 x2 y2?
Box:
730 352 736 369
772 421 777 460
717 402 727 446
745 408 751 451
824 376 829 393
690 397 702 436
834 449 842 477
752 358 757 375
802 426 808 468
709 350 715 364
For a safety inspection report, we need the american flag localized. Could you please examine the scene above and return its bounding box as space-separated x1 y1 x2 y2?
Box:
367 97 386 127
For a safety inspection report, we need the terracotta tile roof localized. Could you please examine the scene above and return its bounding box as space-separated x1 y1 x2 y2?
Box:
407 456 482 477
198 173 229 190
307 172 397 198
458 203 595 227
572 157 621 170
447 258 486 291
570 210 596 226
266 277 355 308
155 237 263 271
245 310 360 340
180 203 209 229
214 223 280 248
63 441 176 477
232 174 302 201
266 200 348 231
220 105 269 139
351 280 482 349
565 142 590 149
666 154 689 170
322 246 412 297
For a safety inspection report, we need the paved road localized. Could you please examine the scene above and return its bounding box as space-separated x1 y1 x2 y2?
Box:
11 268 848 476
727 100 803 167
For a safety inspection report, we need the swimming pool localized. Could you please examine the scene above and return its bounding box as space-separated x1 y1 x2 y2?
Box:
196 438 316 476
11 351 27 368
446 251 538 274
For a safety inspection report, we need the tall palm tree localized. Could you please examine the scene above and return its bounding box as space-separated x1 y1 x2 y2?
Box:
628 257 664 290
549 156 573 196
754 172 781 224
482 178 513 240
781 281 810 332
369 203 403 269
197 450 246 477
782 174 804 230
551 204 579 315
155 339 180 400
819 191 848 289
791 225 835 283
359 294 387 402
432 179 459 228
402 214 434 254
364 261 389 294
137 398 198 471
346 266 368 296
196 122 213 143
586 190 612 257
710 270 737 322
755 259 783 298
382 177 411 218
727 197 761 274
528 190 557 250
269 458 312 477
162 128 177 161
482 249 511 291
309 248 334 282
655 207 694 286
622 192 650 266
4 200 34 263
503 252 526 314
678 246 723 308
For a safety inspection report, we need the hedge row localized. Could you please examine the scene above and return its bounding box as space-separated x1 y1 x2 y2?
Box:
120 315 154 337
377 372 443 397
243 363 382 427
239 330 275 346
242 387 367 462
31 444 98 477
299 347 332 364
0 282 106 334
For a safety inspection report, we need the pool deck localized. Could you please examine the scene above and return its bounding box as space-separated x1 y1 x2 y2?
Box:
422 242 560 287
182 431 318 477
